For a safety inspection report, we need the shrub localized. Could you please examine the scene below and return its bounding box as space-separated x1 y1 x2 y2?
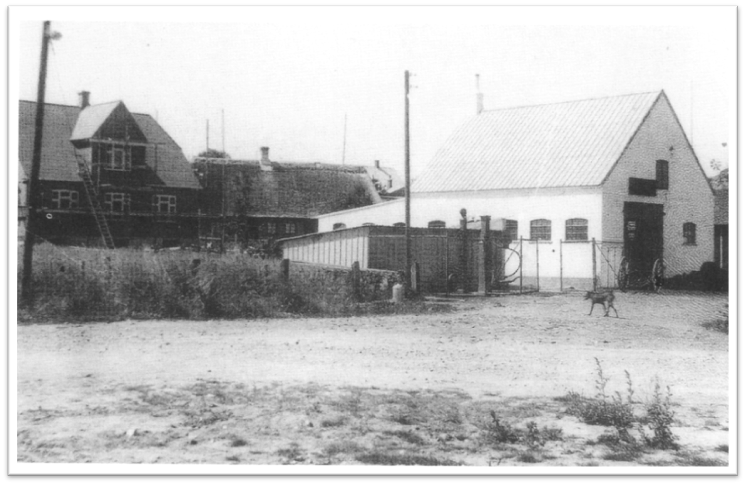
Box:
638 381 679 450
483 411 520 445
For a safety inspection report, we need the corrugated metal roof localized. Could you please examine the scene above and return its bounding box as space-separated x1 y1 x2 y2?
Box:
70 101 120 141
413 91 662 193
19 100 200 189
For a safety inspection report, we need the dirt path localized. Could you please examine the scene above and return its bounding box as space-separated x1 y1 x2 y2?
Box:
15 291 730 467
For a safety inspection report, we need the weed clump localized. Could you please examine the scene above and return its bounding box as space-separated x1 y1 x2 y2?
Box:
562 358 679 453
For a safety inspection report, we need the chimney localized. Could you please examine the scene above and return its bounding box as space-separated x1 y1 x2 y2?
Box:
78 91 90 109
475 74 484 115
374 160 380 169
260 146 272 171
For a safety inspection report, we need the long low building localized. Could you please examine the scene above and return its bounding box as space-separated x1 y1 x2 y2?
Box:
316 90 715 290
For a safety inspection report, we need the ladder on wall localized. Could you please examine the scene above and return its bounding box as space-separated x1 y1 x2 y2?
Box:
74 149 115 249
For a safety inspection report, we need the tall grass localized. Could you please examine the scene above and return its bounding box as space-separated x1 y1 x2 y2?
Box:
17 244 339 322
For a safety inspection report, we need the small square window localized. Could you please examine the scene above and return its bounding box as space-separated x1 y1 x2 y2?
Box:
153 195 177 214
267 222 276 235
285 223 296 235
51 190 79 209
683 222 696 245
530 219 551 241
565 218 588 241
104 192 130 213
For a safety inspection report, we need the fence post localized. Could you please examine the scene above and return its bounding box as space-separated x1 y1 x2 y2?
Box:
411 262 420 294
592 238 597 291
478 215 491 295
445 233 450 297
559 239 563 292
519 237 523 294
536 238 539 291
459 209 468 293
281 258 290 282
351 261 361 301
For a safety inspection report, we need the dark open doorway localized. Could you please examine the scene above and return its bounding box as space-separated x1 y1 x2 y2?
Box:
623 202 664 272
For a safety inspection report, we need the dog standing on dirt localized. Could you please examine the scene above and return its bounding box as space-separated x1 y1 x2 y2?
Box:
584 290 618 317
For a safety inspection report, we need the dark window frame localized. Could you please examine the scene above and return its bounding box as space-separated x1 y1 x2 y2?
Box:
683 222 696 245
530 219 552 241
51 189 79 209
656 159 669 190
504 219 518 241
565 218 589 241
152 194 177 214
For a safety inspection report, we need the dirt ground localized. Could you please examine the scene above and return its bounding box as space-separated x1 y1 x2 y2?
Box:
15 290 731 468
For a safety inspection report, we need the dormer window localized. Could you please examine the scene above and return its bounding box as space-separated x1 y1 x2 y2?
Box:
106 144 132 171
109 145 131 171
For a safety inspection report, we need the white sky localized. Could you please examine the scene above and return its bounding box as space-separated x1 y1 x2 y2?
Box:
15 6 735 179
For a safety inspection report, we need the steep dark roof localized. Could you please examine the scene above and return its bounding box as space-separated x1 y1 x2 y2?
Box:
193 159 382 218
19 100 200 189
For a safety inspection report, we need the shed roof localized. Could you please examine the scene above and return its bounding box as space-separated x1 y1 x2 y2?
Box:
413 91 663 193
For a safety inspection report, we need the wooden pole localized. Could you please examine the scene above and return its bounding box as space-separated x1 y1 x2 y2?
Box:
560 239 563 292
535 238 540 292
519 237 523 293
404 70 412 289
21 21 52 305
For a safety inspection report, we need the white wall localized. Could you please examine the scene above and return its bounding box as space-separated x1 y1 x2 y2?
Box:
602 94 714 276
317 186 604 288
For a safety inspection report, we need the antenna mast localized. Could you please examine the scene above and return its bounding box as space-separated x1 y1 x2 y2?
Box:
342 113 347 165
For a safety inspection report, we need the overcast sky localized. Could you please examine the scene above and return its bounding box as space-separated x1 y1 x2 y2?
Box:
15 6 734 178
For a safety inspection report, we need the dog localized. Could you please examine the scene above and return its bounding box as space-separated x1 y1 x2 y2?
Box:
584 290 618 317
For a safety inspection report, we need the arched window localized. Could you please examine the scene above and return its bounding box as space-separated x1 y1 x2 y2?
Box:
656 160 669 190
333 223 346 231
530 219 551 241
683 222 696 245
565 218 588 241
428 220 446 229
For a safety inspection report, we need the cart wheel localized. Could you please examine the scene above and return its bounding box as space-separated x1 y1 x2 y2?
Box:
652 258 664 293
617 258 630 292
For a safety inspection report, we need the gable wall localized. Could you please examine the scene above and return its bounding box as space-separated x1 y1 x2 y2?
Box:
602 95 714 275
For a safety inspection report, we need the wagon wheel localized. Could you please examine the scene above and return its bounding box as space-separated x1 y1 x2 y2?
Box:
617 258 630 293
651 258 664 293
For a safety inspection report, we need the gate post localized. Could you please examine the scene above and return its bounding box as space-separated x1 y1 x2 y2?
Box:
478 215 491 295
281 258 290 282
351 261 361 302
592 238 597 291
559 240 563 292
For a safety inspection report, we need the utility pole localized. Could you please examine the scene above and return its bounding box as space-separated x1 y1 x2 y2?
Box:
221 109 225 153
21 21 53 305
342 113 347 165
206 119 210 151
404 70 412 289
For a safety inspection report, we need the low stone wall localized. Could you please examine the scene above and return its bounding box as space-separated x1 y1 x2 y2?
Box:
289 261 403 302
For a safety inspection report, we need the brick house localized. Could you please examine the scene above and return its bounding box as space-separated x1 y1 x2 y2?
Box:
192 147 381 252
19 92 202 248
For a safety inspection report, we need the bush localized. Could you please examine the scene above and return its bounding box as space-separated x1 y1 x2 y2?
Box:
638 381 679 450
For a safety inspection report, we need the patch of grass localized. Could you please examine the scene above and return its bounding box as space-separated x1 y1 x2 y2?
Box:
322 441 366 456
382 429 427 446
229 438 248 448
355 452 462 466
702 319 728 334
715 444 728 453
277 443 305 463
674 452 727 467
482 411 520 446
320 416 348 428
516 451 542 463
541 425 564 442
